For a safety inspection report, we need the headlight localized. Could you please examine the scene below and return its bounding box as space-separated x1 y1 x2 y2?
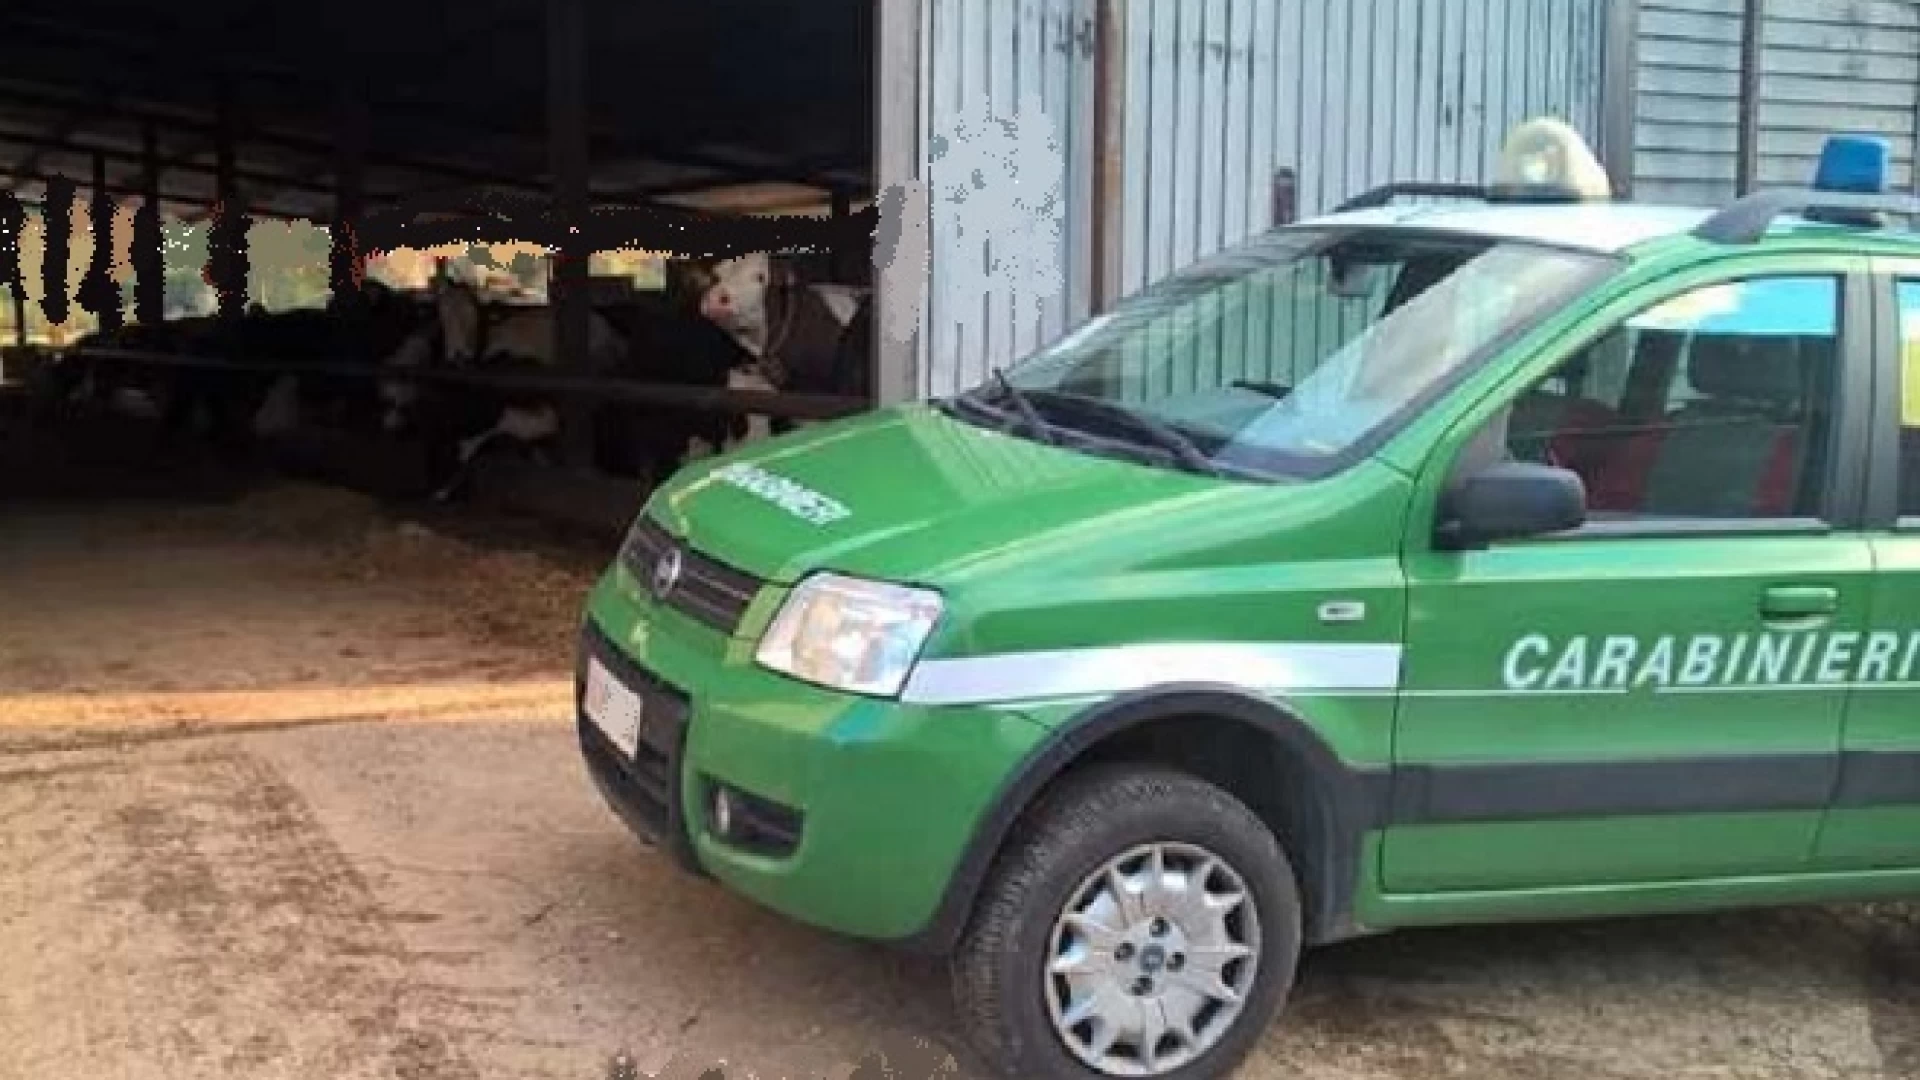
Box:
754 573 944 697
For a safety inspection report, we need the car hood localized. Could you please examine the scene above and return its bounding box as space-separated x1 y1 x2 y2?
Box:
643 404 1241 587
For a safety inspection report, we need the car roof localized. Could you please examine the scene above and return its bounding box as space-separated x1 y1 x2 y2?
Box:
1300 197 1920 256
1301 201 1720 255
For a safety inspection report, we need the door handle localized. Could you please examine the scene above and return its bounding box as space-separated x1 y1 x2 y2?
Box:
1761 585 1839 622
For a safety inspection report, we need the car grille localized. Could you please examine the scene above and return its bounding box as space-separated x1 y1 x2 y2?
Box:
576 619 701 873
620 516 765 636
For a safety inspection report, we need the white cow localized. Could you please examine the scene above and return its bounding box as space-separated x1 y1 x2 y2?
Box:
697 252 873 438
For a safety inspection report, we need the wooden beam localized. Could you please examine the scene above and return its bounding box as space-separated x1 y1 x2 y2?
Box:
4 167 218 214
0 78 554 197
71 345 870 420
0 128 350 198
549 0 595 470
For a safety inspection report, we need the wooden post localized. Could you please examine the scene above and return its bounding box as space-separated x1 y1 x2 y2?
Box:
210 88 248 321
548 0 595 468
82 151 123 331
830 186 855 283
1088 0 1126 315
134 120 164 325
1598 0 1641 199
1735 0 1765 197
331 74 369 308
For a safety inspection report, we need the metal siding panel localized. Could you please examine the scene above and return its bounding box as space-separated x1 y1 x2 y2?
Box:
918 0 1092 399
1298 2 1328 215
1071 0 1100 328
1016 0 1052 356
1103 0 1618 393
1146 0 1178 287
1642 7 1748 42
1245 0 1277 237
1763 45 1919 82
915 0 936 398
1174 0 1204 275
1459 0 1491 181
1345 0 1374 196
925 0 960 398
1241 0 1277 389
1324 0 1353 207
1641 36 1744 69
1433 0 1465 182
1199 0 1230 256
986 0 1013 371
1633 0 1743 205
1408 0 1435 186
1367 0 1398 195
1121 0 1153 296
1405 0 1436 181
1757 0 1920 200
1219 0 1254 389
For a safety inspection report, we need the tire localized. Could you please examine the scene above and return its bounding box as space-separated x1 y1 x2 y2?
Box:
951 763 1303 1080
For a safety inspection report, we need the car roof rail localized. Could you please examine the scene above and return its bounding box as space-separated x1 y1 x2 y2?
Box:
1333 182 1489 213
1693 187 1920 245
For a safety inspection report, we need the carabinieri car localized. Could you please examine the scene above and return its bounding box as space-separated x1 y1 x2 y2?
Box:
573 119 1920 1079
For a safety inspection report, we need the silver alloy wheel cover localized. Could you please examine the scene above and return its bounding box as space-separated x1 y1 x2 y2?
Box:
1044 841 1262 1077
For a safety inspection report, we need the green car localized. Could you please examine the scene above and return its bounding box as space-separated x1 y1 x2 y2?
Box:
574 122 1920 1079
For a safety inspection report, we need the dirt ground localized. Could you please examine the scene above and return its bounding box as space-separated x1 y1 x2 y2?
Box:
3 418 1918 1080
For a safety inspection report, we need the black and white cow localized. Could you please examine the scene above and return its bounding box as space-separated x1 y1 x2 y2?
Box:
253 279 435 438
377 275 630 501
695 251 873 436
589 283 762 485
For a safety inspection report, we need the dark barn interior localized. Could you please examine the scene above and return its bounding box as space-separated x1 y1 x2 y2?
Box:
0 0 885 534
0 0 874 221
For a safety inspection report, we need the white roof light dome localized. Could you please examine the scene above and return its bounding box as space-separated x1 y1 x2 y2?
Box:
1490 117 1614 204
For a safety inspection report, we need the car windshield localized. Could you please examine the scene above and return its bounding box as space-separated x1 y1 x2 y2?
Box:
944 227 1620 480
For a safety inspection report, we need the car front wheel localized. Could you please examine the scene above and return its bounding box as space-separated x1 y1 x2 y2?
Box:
951 763 1303 1079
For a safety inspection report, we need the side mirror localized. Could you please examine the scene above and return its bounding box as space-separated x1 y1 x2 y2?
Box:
1438 461 1587 549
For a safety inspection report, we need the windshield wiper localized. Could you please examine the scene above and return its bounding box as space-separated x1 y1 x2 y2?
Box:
1022 389 1221 477
1231 379 1293 401
988 369 1057 445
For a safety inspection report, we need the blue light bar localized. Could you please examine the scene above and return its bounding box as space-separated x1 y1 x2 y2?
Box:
1814 135 1891 194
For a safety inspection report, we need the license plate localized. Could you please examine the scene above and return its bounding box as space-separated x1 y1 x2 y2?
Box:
584 658 645 758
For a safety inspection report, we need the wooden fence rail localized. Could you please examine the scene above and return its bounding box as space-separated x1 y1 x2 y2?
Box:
69 345 873 421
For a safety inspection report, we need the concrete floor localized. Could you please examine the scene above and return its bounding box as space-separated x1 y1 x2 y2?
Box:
2 444 1916 1079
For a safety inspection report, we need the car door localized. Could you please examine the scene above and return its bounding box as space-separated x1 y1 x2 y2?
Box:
1385 256 1875 896
1812 257 1920 869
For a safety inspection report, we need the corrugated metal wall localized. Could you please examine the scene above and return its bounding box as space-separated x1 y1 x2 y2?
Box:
914 0 1612 401
1119 0 1610 295
917 0 1099 401
1634 0 1920 206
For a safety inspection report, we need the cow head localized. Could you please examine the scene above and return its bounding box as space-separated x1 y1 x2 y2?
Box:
698 252 782 349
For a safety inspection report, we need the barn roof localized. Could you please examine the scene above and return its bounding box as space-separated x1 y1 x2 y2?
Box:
0 0 874 224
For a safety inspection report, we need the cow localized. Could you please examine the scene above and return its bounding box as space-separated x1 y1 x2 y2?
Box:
252 279 434 438
377 275 628 502
589 280 763 486
695 251 873 436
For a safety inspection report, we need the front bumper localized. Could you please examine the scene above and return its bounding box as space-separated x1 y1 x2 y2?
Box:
576 567 1047 944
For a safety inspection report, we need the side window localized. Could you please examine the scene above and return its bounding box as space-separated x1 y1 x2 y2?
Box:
1892 280 1920 518
1488 275 1841 524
